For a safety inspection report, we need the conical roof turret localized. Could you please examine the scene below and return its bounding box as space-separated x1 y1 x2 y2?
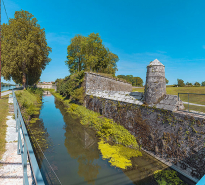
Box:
144 59 166 105
148 59 164 67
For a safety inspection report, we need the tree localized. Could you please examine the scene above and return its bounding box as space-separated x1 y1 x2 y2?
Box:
194 82 200 86
2 10 52 89
165 78 169 84
116 75 143 86
186 82 192 86
201 81 205 86
133 77 143 86
65 33 119 75
65 35 86 74
177 79 185 87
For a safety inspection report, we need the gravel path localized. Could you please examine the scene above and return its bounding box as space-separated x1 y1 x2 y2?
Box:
1 90 13 97
0 93 32 185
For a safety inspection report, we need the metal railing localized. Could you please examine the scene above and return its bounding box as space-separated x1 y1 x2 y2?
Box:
13 90 45 185
178 93 205 114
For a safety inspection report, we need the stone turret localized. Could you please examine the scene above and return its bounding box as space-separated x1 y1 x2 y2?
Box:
144 59 166 105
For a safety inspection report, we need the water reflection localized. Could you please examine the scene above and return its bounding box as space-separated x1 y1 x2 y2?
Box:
35 95 191 185
55 98 101 184
1 85 16 92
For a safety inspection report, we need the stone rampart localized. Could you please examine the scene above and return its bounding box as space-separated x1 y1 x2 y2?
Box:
85 95 205 183
84 72 132 92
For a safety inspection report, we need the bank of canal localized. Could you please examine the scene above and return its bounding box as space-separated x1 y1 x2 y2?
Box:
30 94 193 185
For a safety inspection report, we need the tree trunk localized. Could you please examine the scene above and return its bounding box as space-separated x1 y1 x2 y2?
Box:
22 72 26 89
22 59 26 89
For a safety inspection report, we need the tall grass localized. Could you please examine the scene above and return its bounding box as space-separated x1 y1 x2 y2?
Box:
0 95 9 162
15 87 43 121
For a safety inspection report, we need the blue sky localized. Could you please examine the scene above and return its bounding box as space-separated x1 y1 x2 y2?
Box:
1 0 205 85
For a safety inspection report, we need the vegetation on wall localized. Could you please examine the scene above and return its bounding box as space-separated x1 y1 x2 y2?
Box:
154 169 186 185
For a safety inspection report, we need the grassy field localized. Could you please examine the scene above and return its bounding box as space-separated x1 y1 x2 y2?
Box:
132 86 205 112
0 95 9 162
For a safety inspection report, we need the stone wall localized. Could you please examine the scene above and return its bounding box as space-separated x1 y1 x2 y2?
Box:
85 95 205 183
84 72 132 92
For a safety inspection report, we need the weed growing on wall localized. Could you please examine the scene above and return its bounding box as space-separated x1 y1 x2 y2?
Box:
154 169 187 185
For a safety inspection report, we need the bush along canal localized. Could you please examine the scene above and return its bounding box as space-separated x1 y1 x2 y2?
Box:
15 89 192 185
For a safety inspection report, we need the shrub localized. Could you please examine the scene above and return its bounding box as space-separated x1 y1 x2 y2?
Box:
154 169 186 185
55 71 85 104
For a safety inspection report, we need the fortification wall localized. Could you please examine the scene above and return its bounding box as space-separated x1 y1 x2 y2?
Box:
85 95 205 183
84 72 132 92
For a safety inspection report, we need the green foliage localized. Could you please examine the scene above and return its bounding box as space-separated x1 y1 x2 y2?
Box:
98 139 142 169
165 78 169 84
2 10 52 88
194 82 201 87
56 71 85 104
202 81 205 86
154 169 186 185
66 102 138 148
186 82 193 86
65 33 119 75
177 79 185 87
117 75 143 86
15 87 43 122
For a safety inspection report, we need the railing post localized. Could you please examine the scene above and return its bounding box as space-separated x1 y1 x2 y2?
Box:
188 93 189 112
178 93 179 111
23 142 28 185
17 120 21 155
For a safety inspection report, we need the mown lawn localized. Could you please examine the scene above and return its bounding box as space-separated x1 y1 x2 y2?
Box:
0 95 9 161
132 86 205 105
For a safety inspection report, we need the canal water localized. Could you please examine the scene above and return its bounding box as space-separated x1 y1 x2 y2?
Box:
1 85 16 92
32 95 192 185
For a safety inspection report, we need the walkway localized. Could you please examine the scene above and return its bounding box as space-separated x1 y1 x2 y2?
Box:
1 90 12 97
0 92 32 185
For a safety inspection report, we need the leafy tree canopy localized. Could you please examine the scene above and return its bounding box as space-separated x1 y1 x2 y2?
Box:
2 10 52 88
194 82 200 86
201 81 205 86
186 82 193 86
177 79 185 87
65 33 119 75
